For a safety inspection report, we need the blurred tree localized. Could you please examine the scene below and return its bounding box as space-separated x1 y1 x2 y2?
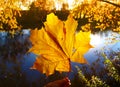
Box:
0 0 28 34
100 0 120 7
32 0 55 11
61 3 69 11
72 0 120 32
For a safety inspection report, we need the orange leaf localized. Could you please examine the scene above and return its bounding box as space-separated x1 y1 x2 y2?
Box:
29 13 93 76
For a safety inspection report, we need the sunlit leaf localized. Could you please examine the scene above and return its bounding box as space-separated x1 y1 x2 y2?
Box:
71 31 93 63
29 13 93 76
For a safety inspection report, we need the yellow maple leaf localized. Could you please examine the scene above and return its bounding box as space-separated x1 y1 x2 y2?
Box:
29 13 93 76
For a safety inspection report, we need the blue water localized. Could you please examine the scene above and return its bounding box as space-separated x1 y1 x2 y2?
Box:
0 30 120 86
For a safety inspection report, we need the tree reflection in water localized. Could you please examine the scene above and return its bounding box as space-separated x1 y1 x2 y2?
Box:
0 31 31 87
1 30 119 87
0 31 66 87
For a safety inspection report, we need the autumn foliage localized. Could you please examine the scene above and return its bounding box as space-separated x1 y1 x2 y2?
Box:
29 13 93 76
72 0 120 32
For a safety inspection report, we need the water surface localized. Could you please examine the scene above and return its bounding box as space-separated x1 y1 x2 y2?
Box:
0 30 120 86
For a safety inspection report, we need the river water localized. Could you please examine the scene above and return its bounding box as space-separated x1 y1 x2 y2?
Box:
0 30 120 87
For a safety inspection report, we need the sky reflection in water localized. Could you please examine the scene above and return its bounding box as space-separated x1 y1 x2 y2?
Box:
0 30 120 86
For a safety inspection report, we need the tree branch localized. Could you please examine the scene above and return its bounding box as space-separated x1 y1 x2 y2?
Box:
99 0 120 8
